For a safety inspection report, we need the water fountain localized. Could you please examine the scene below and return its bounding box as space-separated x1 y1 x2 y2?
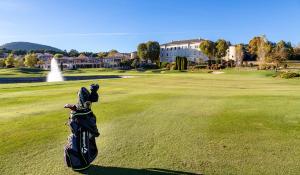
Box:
47 58 64 82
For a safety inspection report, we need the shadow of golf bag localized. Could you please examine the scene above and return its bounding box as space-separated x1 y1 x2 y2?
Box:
64 109 100 170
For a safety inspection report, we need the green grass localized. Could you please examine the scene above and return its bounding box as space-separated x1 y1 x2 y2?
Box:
0 67 170 78
1 69 300 175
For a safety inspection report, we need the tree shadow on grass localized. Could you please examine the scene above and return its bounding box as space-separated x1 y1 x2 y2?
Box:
79 165 203 175
17 68 45 74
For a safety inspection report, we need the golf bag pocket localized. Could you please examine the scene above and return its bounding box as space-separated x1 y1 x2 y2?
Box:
64 129 97 170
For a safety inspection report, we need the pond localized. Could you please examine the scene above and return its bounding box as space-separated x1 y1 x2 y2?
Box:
0 75 123 84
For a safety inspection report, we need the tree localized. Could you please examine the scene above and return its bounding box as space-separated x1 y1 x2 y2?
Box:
78 53 87 58
248 35 272 63
175 57 178 70
5 53 15 68
54 53 64 58
13 50 27 56
24 53 38 68
68 49 79 57
146 41 160 64
131 58 139 69
235 44 245 66
269 40 293 66
178 56 182 70
137 41 160 64
137 43 148 61
0 59 6 67
248 36 261 55
37 60 44 68
107 49 119 57
15 57 25 68
181 57 188 70
199 40 215 67
293 47 300 60
175 56 187 70
80 52 94 57
215 39 229 63
97 52 108 58
200 40 215 58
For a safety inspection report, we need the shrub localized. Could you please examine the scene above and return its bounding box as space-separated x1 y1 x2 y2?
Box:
194 65 207 69
0 59 6 67
160 62 169 68
140 63 159 69
175 56 187 70
170 62 177 70
165 63 171 70
280 72 300 79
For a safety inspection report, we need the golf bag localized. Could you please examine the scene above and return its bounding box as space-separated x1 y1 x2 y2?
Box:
64 109 100 170
64 85 100 170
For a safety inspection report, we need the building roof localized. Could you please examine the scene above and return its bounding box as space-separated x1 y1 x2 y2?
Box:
161 38 204 46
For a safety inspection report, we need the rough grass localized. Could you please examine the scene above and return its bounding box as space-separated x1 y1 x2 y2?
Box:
1 69 300 175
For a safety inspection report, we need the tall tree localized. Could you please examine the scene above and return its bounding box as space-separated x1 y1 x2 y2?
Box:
215 39 229 63
97 52 108 58
54 53 63 58
107 49 119 57
199 40 215 67
269 40 293 66
235 44 245 66
248 35 272 63
5 53 15 68
137 43 148 61
293 47 300 60
68 49 79 57
0 59 6 67
146 41 160 63
15 57 25 68
24 53 38 68
200 40 215 58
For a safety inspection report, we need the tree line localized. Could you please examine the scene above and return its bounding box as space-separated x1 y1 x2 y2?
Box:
199 35 298 68
0 48 124 68
0 53 39 68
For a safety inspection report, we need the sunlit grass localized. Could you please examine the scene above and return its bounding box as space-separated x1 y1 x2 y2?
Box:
0 69 300 174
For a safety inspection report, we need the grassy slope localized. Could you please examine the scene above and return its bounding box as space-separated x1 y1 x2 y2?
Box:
1 69 300 175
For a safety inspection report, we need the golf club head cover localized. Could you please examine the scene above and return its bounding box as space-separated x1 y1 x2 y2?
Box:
89 84 99 102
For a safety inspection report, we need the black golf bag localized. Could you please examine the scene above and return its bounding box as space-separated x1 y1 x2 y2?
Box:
64 85 100 170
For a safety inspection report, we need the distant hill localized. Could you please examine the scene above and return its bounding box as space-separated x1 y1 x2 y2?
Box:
0 42 62 52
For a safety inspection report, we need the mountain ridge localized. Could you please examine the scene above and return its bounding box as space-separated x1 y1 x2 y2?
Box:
0 42 62 52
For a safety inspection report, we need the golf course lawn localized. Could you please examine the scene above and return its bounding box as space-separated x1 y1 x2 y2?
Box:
1 69 300 175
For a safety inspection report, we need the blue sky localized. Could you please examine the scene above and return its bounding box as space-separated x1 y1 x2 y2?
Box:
0 0 299 52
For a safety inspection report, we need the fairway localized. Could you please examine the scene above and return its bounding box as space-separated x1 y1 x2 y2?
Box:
1 69 300 175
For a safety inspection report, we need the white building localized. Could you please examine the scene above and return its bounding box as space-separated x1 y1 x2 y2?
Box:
160 39 209 63
41 52 132 69
41 56 102 70
224 46 237 61
131 51 137 59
